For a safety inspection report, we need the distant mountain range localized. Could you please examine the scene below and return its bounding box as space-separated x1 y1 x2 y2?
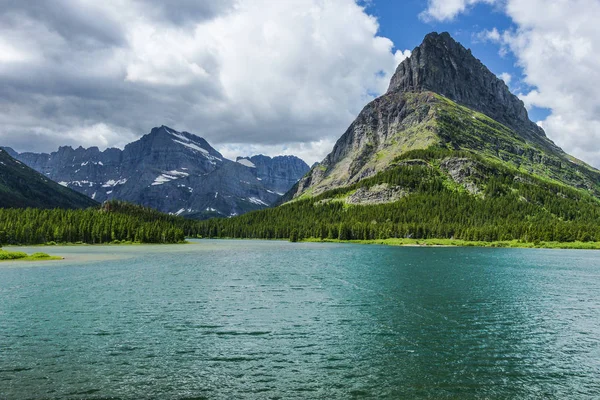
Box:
4 126 309 218
0 148 97 209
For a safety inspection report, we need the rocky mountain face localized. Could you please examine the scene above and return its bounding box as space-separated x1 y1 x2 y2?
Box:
5 126 309 218
387 32 547 143
288 32 600 201
236 155 310 195
0 148 97 209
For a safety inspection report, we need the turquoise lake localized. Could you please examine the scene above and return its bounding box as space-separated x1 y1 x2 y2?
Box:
1 240 599 399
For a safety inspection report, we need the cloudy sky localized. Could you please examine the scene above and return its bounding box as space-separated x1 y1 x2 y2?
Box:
1 0 599 166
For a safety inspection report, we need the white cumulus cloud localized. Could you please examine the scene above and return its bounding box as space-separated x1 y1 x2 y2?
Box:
0 0 408 164
420 0 497 22
498 72 512 85
481 0 600 167
423 0 600 168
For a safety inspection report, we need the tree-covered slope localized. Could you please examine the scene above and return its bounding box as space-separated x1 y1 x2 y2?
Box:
4 153 600 246
0 148 97 209
196 149 600 243
0 201 185 245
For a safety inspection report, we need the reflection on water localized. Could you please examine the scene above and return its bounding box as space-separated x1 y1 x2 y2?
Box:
1 240 599 398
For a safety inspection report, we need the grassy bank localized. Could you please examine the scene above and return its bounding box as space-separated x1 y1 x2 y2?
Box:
301 237 600 250
11 240 189 247
0 250 62 262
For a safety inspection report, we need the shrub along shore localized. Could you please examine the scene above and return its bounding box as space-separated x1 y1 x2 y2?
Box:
0 249 62 261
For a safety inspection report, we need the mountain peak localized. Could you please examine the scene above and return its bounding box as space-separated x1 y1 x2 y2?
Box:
1 146 18 158
422 31 454 45
387 31 545 140
142 125 224 160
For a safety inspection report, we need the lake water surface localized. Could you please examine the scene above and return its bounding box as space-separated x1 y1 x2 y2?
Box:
1 240 599 399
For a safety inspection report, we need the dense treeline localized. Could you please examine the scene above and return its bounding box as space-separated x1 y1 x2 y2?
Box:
194 150 600 243
3 150 600 246
0 201 185 245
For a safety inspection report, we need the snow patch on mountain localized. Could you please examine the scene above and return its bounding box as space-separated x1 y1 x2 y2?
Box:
102 178 127 187
166 170 189 177
172 139 208 154
151 170 189 186
237 158 256 168
247 197 268 206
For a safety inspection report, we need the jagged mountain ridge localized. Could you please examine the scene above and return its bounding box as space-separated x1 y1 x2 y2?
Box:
6 126 309 218
0 148 97 209
288 32 600 201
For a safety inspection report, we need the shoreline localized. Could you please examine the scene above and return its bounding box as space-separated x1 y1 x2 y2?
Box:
2 241 191 248
0 256 63 262
189 237 600 250
4 238 600 253
300 237 600 250
183 236 600 250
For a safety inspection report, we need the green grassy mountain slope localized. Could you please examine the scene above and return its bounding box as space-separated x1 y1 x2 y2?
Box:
285 91 600 202
0 148 97 209
196 148 600 244
284 32 600 201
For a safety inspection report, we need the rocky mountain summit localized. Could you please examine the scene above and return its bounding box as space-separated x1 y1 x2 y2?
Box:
6 126 309 218
387 32 546 142
287 32 600 201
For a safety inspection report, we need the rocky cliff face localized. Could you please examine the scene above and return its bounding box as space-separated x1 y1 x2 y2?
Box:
6 126 308 218
288 91 441 198
387 32 547 143
288 32 600 200
236 155 309 195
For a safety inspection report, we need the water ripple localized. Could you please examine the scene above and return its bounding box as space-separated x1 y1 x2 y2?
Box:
0 241 599 399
